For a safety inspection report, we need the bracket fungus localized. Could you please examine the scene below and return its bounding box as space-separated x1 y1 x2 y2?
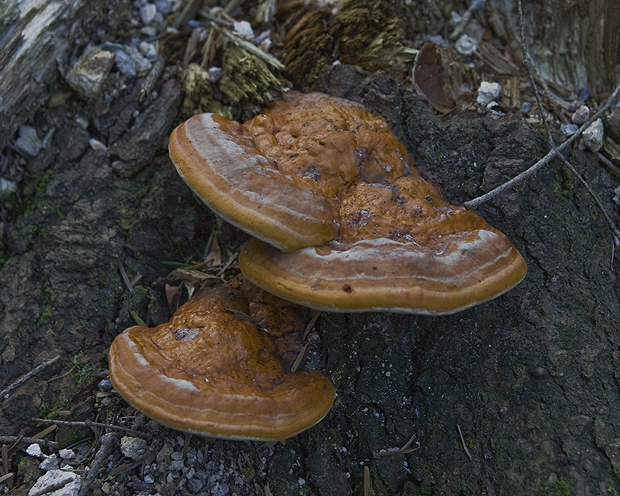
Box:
109 283 335 440
170 91 527 314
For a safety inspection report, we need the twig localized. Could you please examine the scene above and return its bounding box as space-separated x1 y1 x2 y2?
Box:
214 251 239 278
457 424 472 460
301 311 322 342
118 260 135 294
77 433 116 496
374 432 419 457
1 443 7 475
0 436 59 448
0 472 14 484
291 311 322 373
31 419 151 439
0 355 60 399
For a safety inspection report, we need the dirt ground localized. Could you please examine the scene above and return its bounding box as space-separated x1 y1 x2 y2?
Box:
2 2 620 496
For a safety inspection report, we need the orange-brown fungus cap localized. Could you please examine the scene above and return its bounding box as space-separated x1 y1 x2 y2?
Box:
109 284 335 441
168 91 410 252
239 176 527 315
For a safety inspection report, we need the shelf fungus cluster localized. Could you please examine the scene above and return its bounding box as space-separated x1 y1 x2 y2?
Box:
169 91 527 314
109 91 527 441
109 279 335 441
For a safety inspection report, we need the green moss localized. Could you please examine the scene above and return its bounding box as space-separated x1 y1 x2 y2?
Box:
114 201 133 234
37 276 56 324
542 478 572 496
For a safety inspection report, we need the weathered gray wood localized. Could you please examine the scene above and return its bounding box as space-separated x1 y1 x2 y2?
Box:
490 0 618 97
0 0 98 151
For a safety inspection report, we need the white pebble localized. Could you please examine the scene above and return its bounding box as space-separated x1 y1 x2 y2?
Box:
572 105 590 124
208 66 223 83
477 81 501 106
233 21 254 40
26 443 43 458
89 138 108 151
582 118 604 152
455 34 478 55
59 448 75 460
15 125 43 157
139 3 157 24
39 454 59 471
28 470 81 496
120 436 147 459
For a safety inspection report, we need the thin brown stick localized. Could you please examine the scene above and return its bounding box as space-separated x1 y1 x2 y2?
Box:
457 424 472 460
118 260 135 294
0 355 61 399
0 436 59 448
1 444 7 476
0 472 14 484
32 419 151 439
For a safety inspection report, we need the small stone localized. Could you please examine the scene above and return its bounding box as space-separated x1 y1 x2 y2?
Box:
25 443 43 458
75 116 89 129
140 41 159 59
169 460 185 471
15 125 43 157
66 47 115 98
141 26 158 37
208 66 223 83
59 449 75 460
187 477 205 493
170 451 184 461
98 378 113 391
233 21 254 40
39 454 59 471
561 123 579 136
114 49 137 79
28 470 81 496
582 118 604 152
572 105 590 124
139 3 157 24
477 81 501 106
455 34 478 55
126 45 152 74
120 436 147 460
144 474 155 483
89 138 108 151
0 178 17 198
155 0 171 13
520 102 532 114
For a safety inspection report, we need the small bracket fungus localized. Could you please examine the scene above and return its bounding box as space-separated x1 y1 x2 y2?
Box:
109 283 335 441
170 91 527 314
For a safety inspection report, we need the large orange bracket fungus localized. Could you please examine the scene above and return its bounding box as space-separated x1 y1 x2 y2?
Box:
169 91 527 314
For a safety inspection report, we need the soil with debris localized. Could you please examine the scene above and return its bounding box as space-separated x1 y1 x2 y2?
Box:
2 1 620 496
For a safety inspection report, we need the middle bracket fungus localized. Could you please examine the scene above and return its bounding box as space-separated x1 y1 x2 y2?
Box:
169 91 527 314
